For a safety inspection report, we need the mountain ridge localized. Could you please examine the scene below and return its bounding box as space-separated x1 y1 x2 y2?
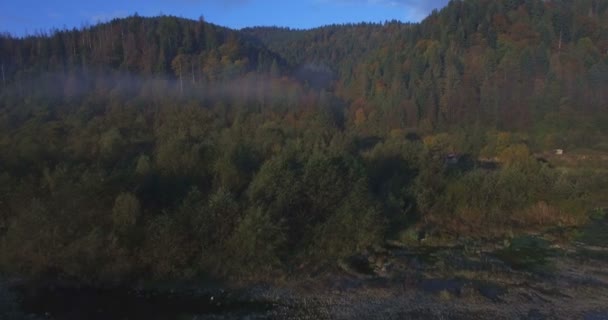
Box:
1 0 607 137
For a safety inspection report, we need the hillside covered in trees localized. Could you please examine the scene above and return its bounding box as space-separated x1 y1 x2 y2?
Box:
0 0 607 282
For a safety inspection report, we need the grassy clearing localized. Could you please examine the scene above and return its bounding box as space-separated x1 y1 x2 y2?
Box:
577 210 608 248
493 236 558 272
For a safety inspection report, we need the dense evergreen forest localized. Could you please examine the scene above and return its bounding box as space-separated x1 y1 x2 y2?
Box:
0 0 607 282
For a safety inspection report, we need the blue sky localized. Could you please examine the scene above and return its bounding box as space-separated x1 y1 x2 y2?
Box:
1 0 449 36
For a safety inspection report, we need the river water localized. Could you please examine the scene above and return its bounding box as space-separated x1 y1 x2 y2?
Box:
7 283 276 320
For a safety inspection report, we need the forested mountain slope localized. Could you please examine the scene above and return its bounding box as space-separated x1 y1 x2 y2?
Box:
1 0 606 143
245 0 608 140
0 0 607 282
0 15 283 78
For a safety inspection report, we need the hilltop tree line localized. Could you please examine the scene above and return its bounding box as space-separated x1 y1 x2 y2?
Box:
0 0 606 281
246 0 608 145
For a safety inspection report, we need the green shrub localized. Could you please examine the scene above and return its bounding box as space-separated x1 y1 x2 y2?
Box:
312 183 385 260
112 192 141 233
140 214 195 279
224 207 286 275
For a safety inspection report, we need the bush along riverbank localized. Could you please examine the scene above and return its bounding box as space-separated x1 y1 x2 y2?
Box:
3 214 608 320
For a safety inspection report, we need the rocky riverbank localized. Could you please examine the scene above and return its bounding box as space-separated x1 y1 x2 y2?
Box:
2 217 608 319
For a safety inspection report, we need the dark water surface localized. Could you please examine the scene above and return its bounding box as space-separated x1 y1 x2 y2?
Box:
13 284 274 320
